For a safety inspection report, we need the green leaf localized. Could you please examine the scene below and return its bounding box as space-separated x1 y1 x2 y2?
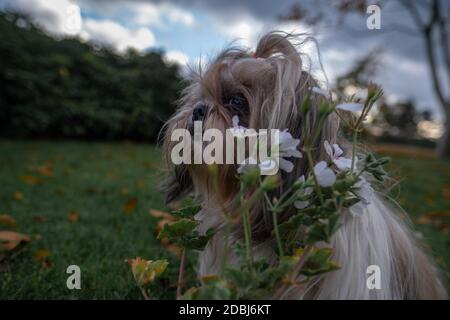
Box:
171 204 201 219
300 248 340 276
157 219 215 250
304 213 341 244
157 218 198 240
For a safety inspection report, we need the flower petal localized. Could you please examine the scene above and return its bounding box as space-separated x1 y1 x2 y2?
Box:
332 143 344 158
314 162 336 187
294 200 309 210
279 158 294 173
333 157 352 171
310 86 330 98
336 102 364 113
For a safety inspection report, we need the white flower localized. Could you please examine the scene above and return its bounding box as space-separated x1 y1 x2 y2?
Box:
272 130 302 173
310 86 330 98
324 140 352 171
294 200 309 210
336 102 364 113
350 177 374 216
313 161 336 187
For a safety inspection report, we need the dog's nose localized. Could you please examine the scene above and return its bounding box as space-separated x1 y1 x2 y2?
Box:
192 104 208 122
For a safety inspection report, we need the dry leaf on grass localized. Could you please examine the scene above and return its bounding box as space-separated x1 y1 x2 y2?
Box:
417 211 450 233
0 215 18 229
34 249 50 261
13 191 23 201
0 231 30 251
34 249 51 268
123 197 138 214
35 164 53 177
21 175 42 185
69 211 78 223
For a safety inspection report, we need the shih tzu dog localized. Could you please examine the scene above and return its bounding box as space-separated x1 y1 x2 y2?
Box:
161 32 447 299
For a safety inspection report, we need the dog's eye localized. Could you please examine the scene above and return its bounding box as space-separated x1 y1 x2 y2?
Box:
223 94 248 110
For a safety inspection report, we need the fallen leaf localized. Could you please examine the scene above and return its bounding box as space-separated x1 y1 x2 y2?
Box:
0 215 18 229
13 191 24 201
69 211 78 223
21 175 42 185
123 197 138 214
149 209 175 221
442 185 450 201
417 215 432 225
34 249 50 261
34 249 51 269
135 180 145 188
36 164 53 177
0 231 30 251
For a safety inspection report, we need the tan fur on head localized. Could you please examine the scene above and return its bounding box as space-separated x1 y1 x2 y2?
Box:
161 31 448 299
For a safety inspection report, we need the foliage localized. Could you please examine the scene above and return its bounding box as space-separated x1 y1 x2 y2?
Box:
0 12 182 141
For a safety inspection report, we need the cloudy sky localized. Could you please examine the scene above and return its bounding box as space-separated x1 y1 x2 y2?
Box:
1 0 448 119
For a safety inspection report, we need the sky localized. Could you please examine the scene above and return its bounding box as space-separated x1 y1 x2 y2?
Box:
0 0 448 120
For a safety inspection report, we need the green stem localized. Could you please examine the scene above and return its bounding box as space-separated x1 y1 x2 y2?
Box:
240 186 254 270
220 216 232 276
176 248 186 299
351 130 357 173
305 149 324 205
264 192 284 257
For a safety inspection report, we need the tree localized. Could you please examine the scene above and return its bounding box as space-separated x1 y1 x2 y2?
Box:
280 0 450 158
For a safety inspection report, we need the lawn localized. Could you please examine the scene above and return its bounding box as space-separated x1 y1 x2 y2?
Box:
0 140 449 299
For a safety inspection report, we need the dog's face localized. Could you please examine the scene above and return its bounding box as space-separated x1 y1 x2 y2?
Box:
162 32 340 239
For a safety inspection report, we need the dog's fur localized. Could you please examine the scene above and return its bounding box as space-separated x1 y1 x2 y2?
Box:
161 32 448 299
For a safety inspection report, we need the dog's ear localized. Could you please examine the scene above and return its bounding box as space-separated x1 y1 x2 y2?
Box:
160 164 193 204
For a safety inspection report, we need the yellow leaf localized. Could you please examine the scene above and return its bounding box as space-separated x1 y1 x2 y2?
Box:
0 231 30 251
36 164 53 177
69 211 78 223
0 215 18 229
13 191 24 201
123 197 138 214
21 175 42 185
34 249 50 261
126 257 168 287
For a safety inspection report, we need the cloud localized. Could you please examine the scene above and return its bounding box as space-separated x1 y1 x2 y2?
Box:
79 0 194 28
0 0 82 35
164 50 189 66
82 19 155 52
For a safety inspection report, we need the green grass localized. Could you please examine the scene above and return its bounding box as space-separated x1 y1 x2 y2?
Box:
0 140 449 299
